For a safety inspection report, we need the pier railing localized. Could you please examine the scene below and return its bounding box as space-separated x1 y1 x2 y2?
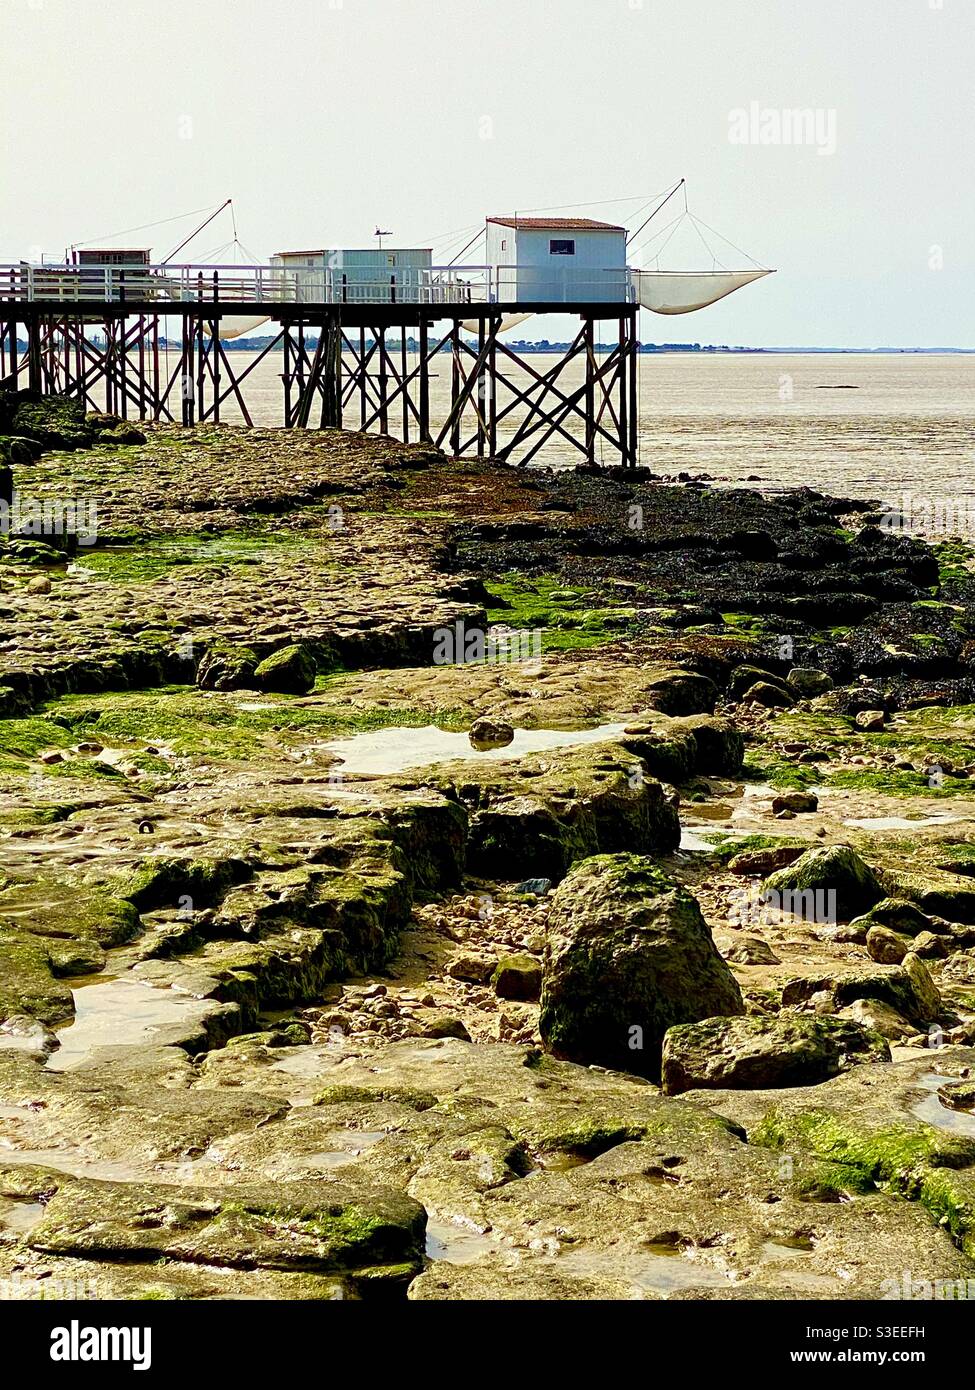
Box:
0 262 636 307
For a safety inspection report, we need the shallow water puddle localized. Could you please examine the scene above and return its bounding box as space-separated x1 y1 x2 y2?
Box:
842 813 963 831
910 1074 975 1136
294 1132 387 1171
678 828 718 852
0 1144 142 1184
556 1244 733 1294
321 723 628 776
762 1235 815 1260
425 1218 499 1265
48 976 214 1071
0 1196 46 1236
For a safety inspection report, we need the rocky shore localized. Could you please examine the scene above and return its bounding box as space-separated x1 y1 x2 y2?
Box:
1 392 975 1300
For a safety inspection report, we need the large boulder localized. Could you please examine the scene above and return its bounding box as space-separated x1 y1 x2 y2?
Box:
763 844 884 922
539 853 743 1079
6 392 93 451
781 959 942 1027
0 435 43 466
254 643 317 695
787 667 834 697
661 1014 891 1096
884 868 975 925
461 745 679 882
619 721 698 783
669 713 745 776
847 898 937 939
196 642 257 691
641 667 717 715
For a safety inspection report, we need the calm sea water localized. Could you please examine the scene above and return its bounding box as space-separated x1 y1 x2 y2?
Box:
178 349 974 507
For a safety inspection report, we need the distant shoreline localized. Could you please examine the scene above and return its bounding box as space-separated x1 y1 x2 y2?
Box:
167 341 975 355
210 341 975 355
17 339 973 356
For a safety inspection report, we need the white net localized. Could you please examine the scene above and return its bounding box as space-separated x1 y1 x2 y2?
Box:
632 269 772 315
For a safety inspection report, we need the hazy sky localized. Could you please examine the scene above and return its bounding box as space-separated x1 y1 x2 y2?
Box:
2 0 973 347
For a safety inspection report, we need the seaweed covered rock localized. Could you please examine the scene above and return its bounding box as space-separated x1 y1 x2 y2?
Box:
619 720 697 783
781 958 942 1027
639 666 717 715
0 392 93 451
491 953 542 1001
539 853 743 1079
0 929 74 1025
847 898 936 939
97 424 147 446
110 854 252 911
668 713 745 776
196 642 258 691
0 879 141 1025
884 867 975 925
661 1014 890 1096
763 844 884 921
254 643 317 695
29 1175 427 1284
0 435 43 466
461 744 680 882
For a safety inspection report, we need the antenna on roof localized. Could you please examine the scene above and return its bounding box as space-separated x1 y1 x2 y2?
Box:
375 226 392 250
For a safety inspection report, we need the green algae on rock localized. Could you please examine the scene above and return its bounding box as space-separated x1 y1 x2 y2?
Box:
661 1015 891 1096
254 643 319 695
539 853 743 1079
0 879 142 1025
763 844 885 921
457 743 680 881
29 1173 427 1279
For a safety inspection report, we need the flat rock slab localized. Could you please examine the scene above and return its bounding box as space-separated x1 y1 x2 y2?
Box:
196 1038 975 1299
28 1174 426 1279
0 1247 346 1301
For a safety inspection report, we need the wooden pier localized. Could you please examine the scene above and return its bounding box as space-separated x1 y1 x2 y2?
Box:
0 265 640 467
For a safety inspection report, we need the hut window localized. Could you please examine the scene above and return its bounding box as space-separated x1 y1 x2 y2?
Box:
549 239 575 255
